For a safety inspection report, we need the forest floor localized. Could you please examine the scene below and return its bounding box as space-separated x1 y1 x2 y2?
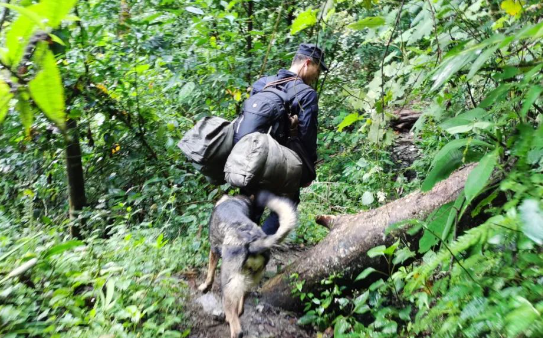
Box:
183 244 314 338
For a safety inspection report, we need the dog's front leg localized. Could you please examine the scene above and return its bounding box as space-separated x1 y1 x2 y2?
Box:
198 250 219 293
224 295 243 338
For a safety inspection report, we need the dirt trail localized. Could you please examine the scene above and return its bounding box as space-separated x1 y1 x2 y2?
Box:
185 244 314 338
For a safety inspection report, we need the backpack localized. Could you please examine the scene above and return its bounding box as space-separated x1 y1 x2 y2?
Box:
233 76 311 146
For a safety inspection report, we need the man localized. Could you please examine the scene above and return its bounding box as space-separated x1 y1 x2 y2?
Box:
235 43 327 235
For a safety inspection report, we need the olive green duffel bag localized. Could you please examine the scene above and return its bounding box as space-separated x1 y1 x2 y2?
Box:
224 133 302 194
178 116 235 184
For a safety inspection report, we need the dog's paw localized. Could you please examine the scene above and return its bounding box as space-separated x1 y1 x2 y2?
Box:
198 283 211 293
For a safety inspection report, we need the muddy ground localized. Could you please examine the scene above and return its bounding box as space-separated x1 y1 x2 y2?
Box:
184 244 316 338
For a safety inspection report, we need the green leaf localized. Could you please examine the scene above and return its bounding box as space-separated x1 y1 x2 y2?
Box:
393 247 416 265
290 8 317 35
422 149 463 192
505 298 539 337
334 316 351 336
419 203 453 253
383 240 399 256
367 245 386 258
40 0 78 28
520 85 542 118
467 44 501 79
4 7 38 66
28 49 66 130
185 6 204 15
369 278 385 291
348 16 385 30
178 82 195 103
337 113 359 132
431 52 476 91
355 267 377 281
519 199 543 245
297 311 317 325
17 93 33 136
479 84 512 109
361 191 374 205
44 240 84 258
431 138 491 167
464 150 498 203
0 80 13 124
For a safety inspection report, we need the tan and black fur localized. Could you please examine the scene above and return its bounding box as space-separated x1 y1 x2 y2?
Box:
198 192 297 338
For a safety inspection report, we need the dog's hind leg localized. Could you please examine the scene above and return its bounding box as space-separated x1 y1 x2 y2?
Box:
237 293 245 316
198 250 219 293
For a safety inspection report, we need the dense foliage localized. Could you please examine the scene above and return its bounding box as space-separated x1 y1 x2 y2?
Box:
0 0 542 337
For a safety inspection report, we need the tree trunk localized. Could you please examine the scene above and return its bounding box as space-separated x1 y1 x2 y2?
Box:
245 0 253 83
65 118 87 238
260 164 476 310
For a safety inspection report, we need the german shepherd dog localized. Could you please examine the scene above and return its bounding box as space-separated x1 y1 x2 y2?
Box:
198 191 297 338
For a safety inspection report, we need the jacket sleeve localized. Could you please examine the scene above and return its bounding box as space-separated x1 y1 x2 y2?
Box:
296 90 319 164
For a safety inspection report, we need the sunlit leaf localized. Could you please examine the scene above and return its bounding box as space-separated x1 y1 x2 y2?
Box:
422 149 482 192
290 8 317 35
40 0 78 28
520 85 542 118
348 16 385 30
465 150 498 203
44 240 84 258
362 191 374 205
355 267 377 281
337 113 359 132
185 6 204 15
419 203 453 253
431 52 476 91
367 245 386 258
519 199 543 245
179 82 195 103
28 49 66 130
500 0 523 16
0 80 13 123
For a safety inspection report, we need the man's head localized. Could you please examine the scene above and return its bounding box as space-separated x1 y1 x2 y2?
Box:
289 43 327 86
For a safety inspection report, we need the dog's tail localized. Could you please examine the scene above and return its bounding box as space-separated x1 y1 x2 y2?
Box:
249 191 298 253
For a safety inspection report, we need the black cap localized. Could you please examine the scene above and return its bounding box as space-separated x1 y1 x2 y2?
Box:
296 43 328 72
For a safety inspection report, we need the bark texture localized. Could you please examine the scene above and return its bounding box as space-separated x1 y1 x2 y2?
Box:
65 119 87 238
261 164 476 310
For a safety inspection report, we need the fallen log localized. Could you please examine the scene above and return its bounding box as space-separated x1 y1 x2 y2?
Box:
261 164 476 310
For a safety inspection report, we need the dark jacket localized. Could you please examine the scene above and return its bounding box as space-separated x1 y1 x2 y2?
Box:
250 69 319 165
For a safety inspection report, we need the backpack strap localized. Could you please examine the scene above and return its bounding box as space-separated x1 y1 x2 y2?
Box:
262 87 288 103
285 81 312 115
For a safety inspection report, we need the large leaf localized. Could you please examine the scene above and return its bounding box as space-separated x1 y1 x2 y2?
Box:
337 113 359 132
44 240 84 258
0 80 13 123
355 267 377 281
479 84 512 109
422 148 483 192
17 92 33 136
440 108 493 134
290 8 317 35
40 0 78 28
432 138 491 167
431 52 476 91
419 202 453 253
467 43 501 79
464 149 498 203
348 16 385 30
520 85 542 118
519 199 543 245
28 49 66 130
4 6 38 67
